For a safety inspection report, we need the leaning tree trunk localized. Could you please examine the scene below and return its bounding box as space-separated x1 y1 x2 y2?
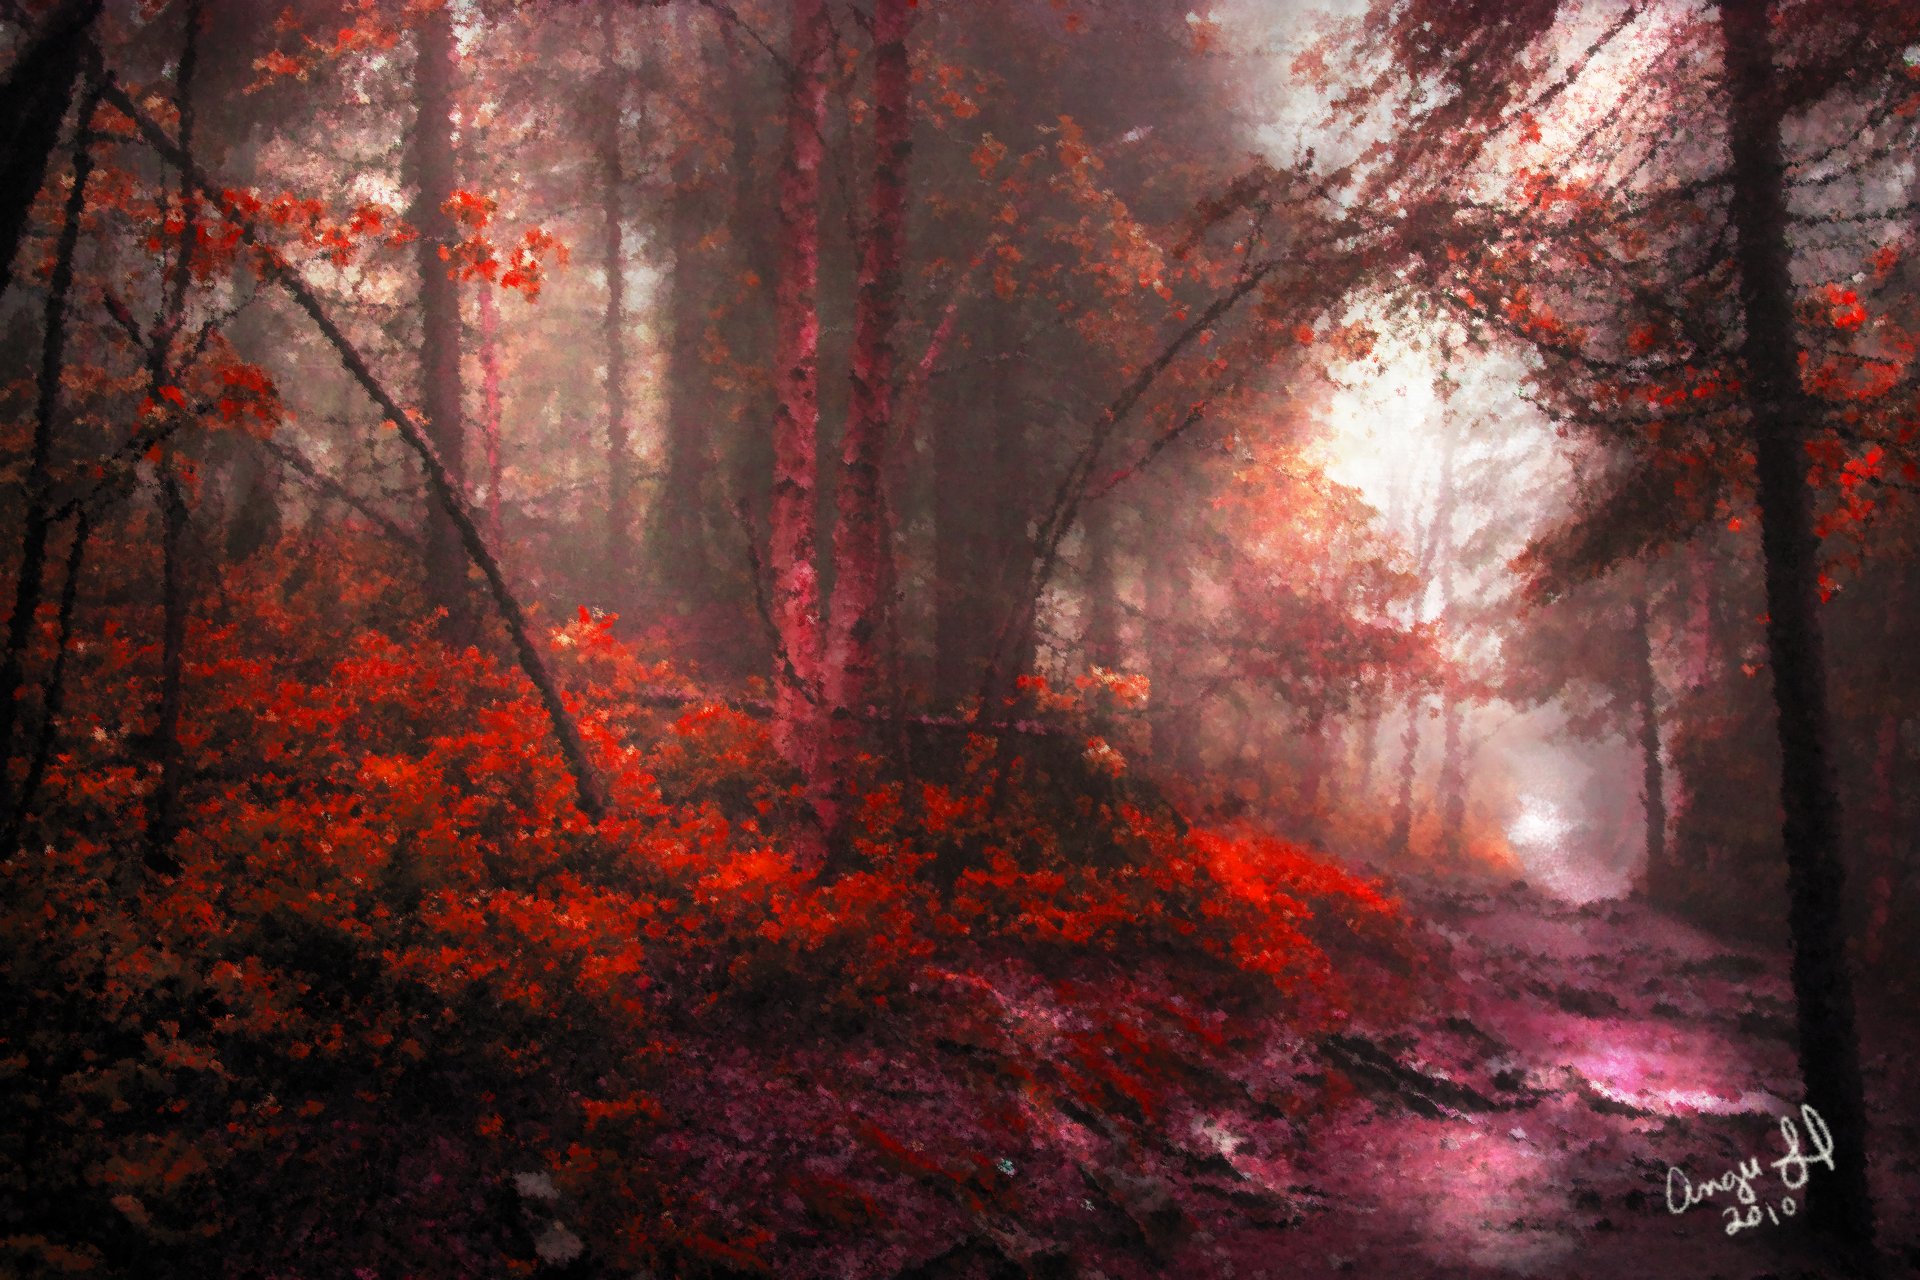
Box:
822 0 913 820
409 3 469 639
103 79 608 822
1719 0 1874 1255
767 0 831 783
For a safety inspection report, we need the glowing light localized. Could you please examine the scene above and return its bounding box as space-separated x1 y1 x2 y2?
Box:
1508 798 1570 849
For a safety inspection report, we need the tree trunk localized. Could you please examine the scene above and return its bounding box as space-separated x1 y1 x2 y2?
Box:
767 0 831 780
0 0 100 303
1630 582 1666 897
1719 0 1874 1254
1388 698 1421 857
597 7 634 581
410 3 469 639
1082 495 1121 670
1862 710 1898 967
144 466 189 874
1436 691 1466 856
0 87 98 793
4 512 88 854
1430 408 1465 856
823 0 913 807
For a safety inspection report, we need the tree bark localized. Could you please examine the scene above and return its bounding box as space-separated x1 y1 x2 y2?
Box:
3 512 88 855
767 0 831 779
143 468 189 874
409 3 469 639
1630 581 1666 896
142 0 203 877
0 85 98 795
822 0 913 807
0 0 100 303
1719 0 1874 1254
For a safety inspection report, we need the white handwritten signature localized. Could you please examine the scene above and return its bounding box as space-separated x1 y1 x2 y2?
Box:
1665 1104 1836 1236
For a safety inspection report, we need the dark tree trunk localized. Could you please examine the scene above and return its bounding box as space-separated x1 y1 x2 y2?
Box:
409 4 469 638
1631 583 1666 896
0 0 100 303
1719 0 1874 1255
1862 710 1898 967
142 0 203 877
0 87 98 792
143 467 189 874
4 511 88 853
941 307 1033 709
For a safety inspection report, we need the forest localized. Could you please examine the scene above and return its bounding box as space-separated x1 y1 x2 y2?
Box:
0 0 1917 1276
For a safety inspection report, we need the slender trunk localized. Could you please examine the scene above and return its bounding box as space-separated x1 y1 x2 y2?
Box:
1143 520 1191 770
1719 0 1874 1254
143 0 202 876
1354 713 1383 799
410 4 468 638
1631 583 1666 896
1298 711 1333 838
1436 693 1466 855
0 87 98 788
1388 698 1421 857
823 0 913 808
1428 410 1465 857
768 0 831 778
1353 458 1415 803
477 278 504 547
1320 717 1346 814
1083 495 1121 670
144 468 189 873
598 7 633 579
0 0 100 302
4 511 88 854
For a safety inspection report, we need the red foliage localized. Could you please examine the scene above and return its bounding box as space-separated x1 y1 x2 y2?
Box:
0 542 1420 1277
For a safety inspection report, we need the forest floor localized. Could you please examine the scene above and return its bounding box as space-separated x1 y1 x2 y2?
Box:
1113 872 1920 1280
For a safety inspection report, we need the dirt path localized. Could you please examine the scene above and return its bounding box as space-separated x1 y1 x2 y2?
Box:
1171 878 1920 1280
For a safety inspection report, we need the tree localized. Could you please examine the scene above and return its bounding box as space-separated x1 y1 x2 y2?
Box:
1718 0 1872 1249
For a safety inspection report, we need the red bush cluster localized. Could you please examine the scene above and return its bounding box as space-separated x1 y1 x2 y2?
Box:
0 551 1420 1277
